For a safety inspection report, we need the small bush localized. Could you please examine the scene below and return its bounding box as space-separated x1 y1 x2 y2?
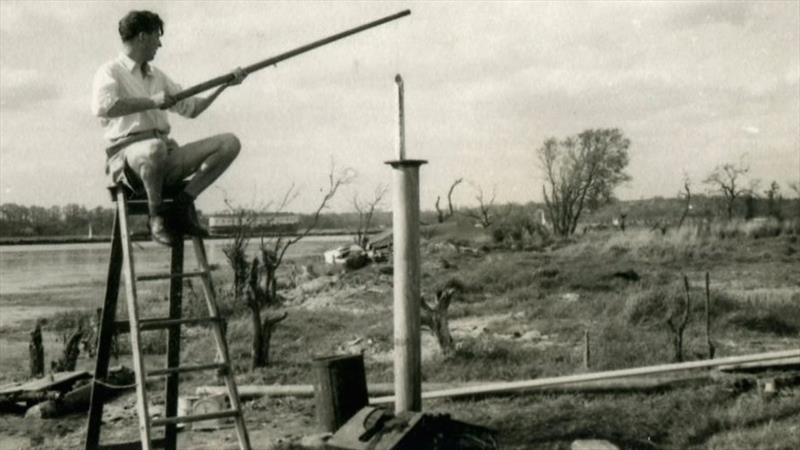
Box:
742 218 783 239
623 283 740 328
461 259 539 294
490 208 551 248
592 324 672 370
728 311 800 336
47 310 92 332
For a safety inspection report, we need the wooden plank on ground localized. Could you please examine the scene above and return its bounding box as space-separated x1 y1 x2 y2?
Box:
195 382 482 399
718 356 800 373
0 371 91 397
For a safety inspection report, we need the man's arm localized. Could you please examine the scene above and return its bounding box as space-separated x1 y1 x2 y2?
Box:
104 93 174 118
177 68 247 119
186 84 229 118
92 64 175 119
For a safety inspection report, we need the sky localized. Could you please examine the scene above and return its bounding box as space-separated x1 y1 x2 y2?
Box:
1 0 798 214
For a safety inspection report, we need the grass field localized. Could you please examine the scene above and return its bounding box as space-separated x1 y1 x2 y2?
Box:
1 219 798 449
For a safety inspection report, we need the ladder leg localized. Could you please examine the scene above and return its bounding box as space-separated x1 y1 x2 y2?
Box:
85 214 124 450
164 237 184 450
192 237 252 450
117 190 154 450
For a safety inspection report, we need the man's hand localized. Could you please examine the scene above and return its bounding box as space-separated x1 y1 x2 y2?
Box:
150 91 176 110
228 67 247 86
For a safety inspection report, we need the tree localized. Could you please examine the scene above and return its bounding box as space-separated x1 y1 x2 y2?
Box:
421 278 464 355
259 166 354 304
764 181 782 220
790 181 800 219
703 162 752 220
461 182 497 228
666 276 692 363
677 172 692 229
352 184 388 248
790 181 800 198
538 128 631 236
434 178 463 223
223 164 353 368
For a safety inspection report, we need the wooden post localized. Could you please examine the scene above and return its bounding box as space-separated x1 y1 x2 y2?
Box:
386 74 427 413
164 237 184 450
583 329 590 370
705 272 715 359
29 321 44 378
85 213 123 450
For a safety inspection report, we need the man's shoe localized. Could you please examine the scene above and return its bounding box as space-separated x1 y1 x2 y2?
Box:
170 201 209 238
148 216 175 247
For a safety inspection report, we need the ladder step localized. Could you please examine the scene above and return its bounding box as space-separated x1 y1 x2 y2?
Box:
139 316 222 331
151 409 240 427
99 438 166 450
114 317 222 334
136 269 208 281
148 363 228 377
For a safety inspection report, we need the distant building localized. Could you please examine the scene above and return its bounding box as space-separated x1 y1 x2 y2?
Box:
208 213 300 235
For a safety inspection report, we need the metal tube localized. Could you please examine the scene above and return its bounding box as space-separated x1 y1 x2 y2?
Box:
391 162 422 413
386 74 427 413
395 75 406 160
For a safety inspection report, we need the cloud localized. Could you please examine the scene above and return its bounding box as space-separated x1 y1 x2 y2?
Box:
0 68 61 109
667 2 754 29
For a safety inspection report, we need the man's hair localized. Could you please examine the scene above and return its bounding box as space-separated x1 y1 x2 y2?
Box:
118 10 164 42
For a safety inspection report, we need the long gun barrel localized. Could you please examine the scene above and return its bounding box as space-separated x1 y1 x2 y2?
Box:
172 10 411 102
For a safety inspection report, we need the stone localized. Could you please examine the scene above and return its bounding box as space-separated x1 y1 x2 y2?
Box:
562 292 580 302
571 439 619 450
519 330 542 340
299 432 332 448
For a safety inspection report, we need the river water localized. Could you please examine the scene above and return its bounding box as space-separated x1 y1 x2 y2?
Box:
0 236 349 327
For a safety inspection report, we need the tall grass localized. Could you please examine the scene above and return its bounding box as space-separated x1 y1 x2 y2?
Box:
560 218 799 263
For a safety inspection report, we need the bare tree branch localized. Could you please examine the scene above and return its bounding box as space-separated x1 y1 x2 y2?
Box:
461 182 497 227
677 172 692 229
352 183 388 248
447 178 463 218
703 162 750 220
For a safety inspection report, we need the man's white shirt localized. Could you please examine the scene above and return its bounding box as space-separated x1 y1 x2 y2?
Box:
91 53 199 141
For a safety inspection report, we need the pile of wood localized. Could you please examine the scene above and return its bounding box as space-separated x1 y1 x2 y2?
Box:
0 366 133 418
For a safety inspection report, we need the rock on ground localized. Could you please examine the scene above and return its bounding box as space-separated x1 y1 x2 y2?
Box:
571 439 620 450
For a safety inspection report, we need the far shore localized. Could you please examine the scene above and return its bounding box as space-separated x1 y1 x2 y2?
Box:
0 228 382 246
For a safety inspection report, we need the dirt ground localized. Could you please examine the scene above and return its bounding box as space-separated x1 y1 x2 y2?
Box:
2 226 799 449
0 392 318 450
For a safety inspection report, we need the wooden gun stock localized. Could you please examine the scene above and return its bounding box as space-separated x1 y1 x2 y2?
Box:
172 9 411 102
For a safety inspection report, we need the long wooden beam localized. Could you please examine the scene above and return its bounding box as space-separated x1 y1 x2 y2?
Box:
370 350 800 404
172 10 411 102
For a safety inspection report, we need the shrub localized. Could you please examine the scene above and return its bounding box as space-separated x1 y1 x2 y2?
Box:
622 283 740 328
592 324 672 370
47 310 92 332
460 257 539 294
725 311 799 336
489 208 550 248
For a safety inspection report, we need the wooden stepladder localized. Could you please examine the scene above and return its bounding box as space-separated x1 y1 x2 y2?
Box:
85 185 251 450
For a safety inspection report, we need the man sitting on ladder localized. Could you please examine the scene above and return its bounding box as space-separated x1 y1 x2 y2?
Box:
91 10 247 246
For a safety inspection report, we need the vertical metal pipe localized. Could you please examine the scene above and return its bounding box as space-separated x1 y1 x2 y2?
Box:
395 75 406 160
386 74 427 413
392 163 421 412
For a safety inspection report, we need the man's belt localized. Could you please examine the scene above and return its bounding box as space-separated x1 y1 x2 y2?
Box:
105 129 168 159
